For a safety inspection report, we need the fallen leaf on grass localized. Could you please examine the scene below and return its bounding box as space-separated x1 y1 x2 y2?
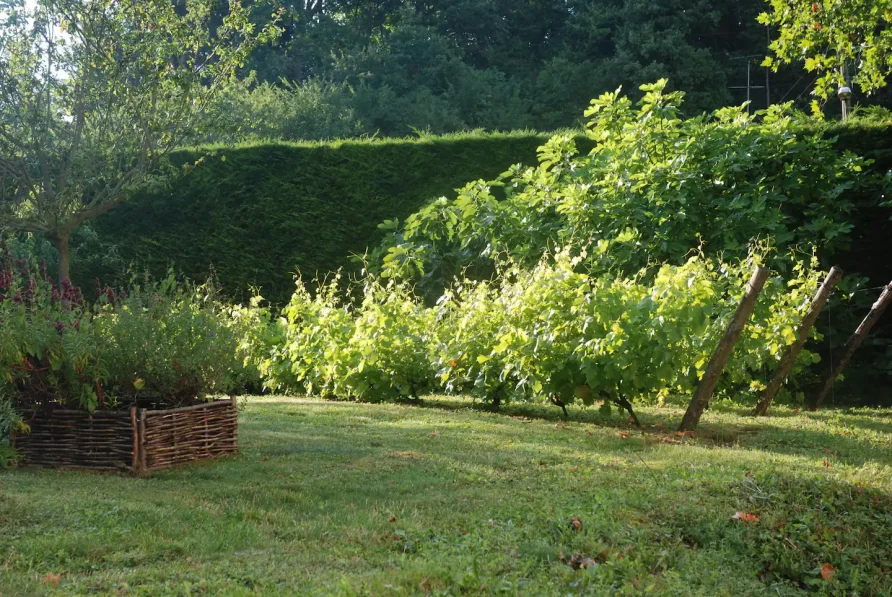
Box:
389 515 397 522
820 563 836 581
41 573 61 587
555 423 567 429
428 432 440 438
731 512 759 523
570 516 583 532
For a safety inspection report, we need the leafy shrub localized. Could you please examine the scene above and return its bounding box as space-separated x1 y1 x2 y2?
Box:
0 249 98 411
0 393 26 468
0 243 253 415
89 276 252 409
226 295 282 394
432 249 822 416
375 81 879 293
265 248 822 415
77 132 568 305
201 76 362 143
264 275 434 401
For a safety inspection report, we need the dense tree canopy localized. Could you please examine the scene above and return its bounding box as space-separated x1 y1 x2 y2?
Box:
198 0 839 141
762 0 892 100
0 0 279 280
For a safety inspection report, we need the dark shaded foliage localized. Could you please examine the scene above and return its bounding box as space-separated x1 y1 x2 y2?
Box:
75 132 593 305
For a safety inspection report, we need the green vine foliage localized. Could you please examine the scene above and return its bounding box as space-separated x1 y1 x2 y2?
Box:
262 249 823 412
432 249 822 410
263 274 436 402
374 81 873 295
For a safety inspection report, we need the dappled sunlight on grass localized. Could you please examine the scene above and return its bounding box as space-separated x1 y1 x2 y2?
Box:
1 396 890 595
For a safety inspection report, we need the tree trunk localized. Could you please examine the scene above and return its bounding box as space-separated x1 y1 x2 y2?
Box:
810 282 892 411
752 266 844 416
49 232 71 283
679 266 769 432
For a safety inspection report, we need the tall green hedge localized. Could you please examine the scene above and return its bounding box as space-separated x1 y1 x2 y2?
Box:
74 125 890 306
819 123 892 290
75 132 591 304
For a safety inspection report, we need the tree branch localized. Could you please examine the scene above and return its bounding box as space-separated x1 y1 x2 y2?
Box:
0 216 50 234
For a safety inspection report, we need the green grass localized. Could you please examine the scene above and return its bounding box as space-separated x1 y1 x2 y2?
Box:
2 397 891 595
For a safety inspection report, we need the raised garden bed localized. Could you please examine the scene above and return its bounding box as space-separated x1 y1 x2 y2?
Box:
13 398 238 475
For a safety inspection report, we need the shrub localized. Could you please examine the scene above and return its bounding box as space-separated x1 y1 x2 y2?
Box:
0 243 252 415
72 131 588 305
201 76 362 143
0 248 98 411
226 294 282 394
431 249 822 417
376 82 882 293
265 247 822 414
0 394 26 468
264 274 435 401
89 276 251 409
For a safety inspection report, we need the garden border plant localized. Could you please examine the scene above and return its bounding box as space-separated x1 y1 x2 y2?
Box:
0 239 255 471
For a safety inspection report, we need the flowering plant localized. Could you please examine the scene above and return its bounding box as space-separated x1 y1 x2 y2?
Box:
0 240 250 415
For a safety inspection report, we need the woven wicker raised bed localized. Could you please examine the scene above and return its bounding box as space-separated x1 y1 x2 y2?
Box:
13 397 238 475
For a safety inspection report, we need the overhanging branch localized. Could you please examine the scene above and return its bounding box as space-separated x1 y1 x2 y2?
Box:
0 216 50 234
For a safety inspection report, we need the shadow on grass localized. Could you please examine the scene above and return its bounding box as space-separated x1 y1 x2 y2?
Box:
250 396 891 468
5 395 892 595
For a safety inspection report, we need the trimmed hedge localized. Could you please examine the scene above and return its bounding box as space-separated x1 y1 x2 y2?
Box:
820 123 892 288
74 125 891 306
75 131 592 304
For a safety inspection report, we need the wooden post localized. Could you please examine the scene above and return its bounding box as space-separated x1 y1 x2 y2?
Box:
752 266 844 416
138 408 147 476
230 395 239 451
679 266 769 432
810 281 892 411
130 406 139 474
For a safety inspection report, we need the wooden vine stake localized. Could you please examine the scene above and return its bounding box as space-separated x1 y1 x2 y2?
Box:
679 265 769 432
810 281 892 411
752 266 844 416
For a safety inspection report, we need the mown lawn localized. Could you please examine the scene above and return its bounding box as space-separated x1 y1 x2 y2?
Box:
1 397 891 596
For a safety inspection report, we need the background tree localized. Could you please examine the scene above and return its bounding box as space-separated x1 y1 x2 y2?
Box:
197 0 842 141
0 0 280 281
761 0 892 100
